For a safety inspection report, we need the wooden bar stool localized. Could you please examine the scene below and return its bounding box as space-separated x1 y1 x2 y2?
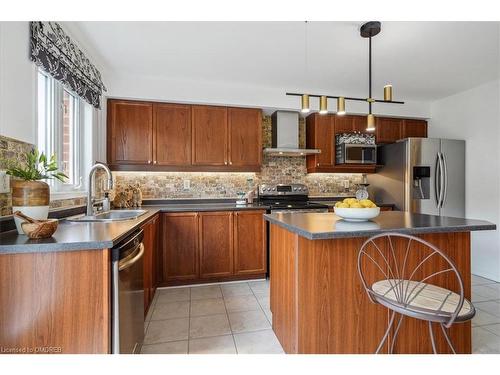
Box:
357 232 475 354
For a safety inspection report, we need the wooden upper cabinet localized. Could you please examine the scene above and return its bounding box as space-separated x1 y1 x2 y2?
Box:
192 106 228 166
306 114 334 168
199 212 233 278
233 211 266 275
402 119 428 138
162 213 199 281
107 100 153 165
153 103 191 166
334 115 354 134
228 108 262 168
352 115 370 133
376 117 403 144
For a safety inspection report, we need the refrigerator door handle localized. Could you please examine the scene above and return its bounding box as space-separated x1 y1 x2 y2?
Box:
435 153 442 208
441 153 448 208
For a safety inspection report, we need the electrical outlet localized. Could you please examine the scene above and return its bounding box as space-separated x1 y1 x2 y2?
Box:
0 171 10 193
183 179 191 190
342 180 350 189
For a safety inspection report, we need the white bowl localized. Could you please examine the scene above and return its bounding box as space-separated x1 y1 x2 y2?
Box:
333 207 380 222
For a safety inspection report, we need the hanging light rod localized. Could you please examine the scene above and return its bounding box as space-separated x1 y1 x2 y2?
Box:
285 92 404 105
287 21 405 131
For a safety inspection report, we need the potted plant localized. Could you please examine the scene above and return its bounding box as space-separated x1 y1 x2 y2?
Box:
5 149 67 234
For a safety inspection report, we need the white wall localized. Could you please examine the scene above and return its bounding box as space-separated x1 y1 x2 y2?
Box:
429 80 500 281
106 72 432 119
0 22 36 144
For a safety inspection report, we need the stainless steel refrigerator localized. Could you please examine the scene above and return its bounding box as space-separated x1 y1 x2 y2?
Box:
368 138 465 217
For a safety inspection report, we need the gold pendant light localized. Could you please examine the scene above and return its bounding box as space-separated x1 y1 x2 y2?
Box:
286 22 404 127
319 96 328 114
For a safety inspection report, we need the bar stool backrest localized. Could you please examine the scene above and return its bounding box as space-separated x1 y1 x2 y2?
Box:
357 232 465 327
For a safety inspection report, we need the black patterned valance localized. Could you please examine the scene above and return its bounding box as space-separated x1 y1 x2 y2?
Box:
29 21 107 109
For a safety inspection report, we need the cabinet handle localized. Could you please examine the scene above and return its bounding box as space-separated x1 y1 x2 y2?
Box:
317 163 320 167
229 161 232 165
148 160 151 164
153 160 157 165
224 161 228 165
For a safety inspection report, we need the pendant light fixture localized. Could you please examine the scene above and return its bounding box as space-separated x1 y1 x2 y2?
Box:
287 21 404 131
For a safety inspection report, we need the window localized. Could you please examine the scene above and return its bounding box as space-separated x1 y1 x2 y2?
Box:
37 70 93 194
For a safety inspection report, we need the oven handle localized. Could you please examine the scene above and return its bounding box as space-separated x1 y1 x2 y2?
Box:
118 243 144 271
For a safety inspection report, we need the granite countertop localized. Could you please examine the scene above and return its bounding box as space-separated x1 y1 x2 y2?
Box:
264 211 496 240
0 209 160 254
0 201 269 254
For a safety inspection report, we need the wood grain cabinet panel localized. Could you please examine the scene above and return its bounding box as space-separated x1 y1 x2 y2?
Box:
107 100 153 165
402 119 428 138
142 214 159 314
352 115 369 133
233 211 266 275
162 213 199 281
306 114 334 169
334 115 354 134
376 117 403 144
0 250 110 354
199 212 233 278
228 108 262 168
192 106 228 166
153 103 191 166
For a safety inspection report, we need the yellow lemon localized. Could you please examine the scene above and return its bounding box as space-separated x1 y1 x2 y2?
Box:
334 201 343 208
350 202 363 208
338 202 350 208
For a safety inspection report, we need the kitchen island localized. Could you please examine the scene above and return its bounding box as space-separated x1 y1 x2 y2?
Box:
264 211 495 354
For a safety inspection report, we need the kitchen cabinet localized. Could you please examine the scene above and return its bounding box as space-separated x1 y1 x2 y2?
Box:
306 114 335 170
228 107 262 168
142 214 159 314
402 119 428 138
107 100 262 172
192 105 228 166
199 212 233 278
153 103 191 166
352 115 369 133
159 210 267 286
375 117 403 144
161 213 199 282
107 100 153 165
233 211 266 275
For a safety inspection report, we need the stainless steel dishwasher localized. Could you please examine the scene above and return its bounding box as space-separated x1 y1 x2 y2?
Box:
111 229 145 354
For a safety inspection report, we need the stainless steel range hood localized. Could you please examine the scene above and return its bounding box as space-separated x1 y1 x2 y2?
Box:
263 111 321 156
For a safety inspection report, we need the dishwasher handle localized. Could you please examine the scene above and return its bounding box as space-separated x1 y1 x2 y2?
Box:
119 243 144 271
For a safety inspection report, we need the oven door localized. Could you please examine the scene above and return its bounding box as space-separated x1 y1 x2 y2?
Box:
343 144 377 164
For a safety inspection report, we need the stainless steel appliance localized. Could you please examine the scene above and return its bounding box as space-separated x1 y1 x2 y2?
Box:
111 229 145 354
336 143 377 164
368 138 465 217
257 184 329 213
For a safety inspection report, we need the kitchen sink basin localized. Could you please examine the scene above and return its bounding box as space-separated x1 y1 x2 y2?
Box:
68 209 148 222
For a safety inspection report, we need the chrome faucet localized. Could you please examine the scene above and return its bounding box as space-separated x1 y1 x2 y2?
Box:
87 162 113 216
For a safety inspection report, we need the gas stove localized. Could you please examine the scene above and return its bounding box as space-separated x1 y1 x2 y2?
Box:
257 184 329 213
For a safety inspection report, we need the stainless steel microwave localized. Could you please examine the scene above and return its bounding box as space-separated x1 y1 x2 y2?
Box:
336 143 377 164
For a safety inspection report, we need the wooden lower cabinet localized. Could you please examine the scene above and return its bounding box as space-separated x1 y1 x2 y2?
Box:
199 212 234 278
142 214 159 315
159 210 267 285
234 211 266 275
0 249 110 353
161 213 199 282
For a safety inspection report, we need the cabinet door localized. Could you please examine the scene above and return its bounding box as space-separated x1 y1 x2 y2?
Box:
142 218 154 313
162 213 199 281
154 103 191 166
334 115 354 134
192 106 228 165
402 119 427 138
233 211 266 275
352 115 369 133
199 212 233 278
228 108 262 168
150 215 159 297
307 114 334 168
107 100 153 165
376 117 403 144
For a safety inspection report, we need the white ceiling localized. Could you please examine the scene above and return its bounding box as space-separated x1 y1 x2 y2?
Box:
69 21 499 102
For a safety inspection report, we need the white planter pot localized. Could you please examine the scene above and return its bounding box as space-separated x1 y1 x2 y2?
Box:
12 206 49 234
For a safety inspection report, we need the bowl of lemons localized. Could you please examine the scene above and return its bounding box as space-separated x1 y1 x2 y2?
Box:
333 198 380 222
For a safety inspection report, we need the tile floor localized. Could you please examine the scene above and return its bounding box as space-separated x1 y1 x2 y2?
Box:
141 275 500 354
141 279 284 354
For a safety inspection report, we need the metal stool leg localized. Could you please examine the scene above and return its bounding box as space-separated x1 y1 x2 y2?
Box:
376 310 396 354
389 314 405 354
440 323 457 354
428 321 437 354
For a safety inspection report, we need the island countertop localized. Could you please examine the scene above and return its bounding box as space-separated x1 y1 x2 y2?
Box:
264 211 496 240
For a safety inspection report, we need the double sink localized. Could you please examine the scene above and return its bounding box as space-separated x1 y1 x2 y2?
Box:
68 209 147 222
